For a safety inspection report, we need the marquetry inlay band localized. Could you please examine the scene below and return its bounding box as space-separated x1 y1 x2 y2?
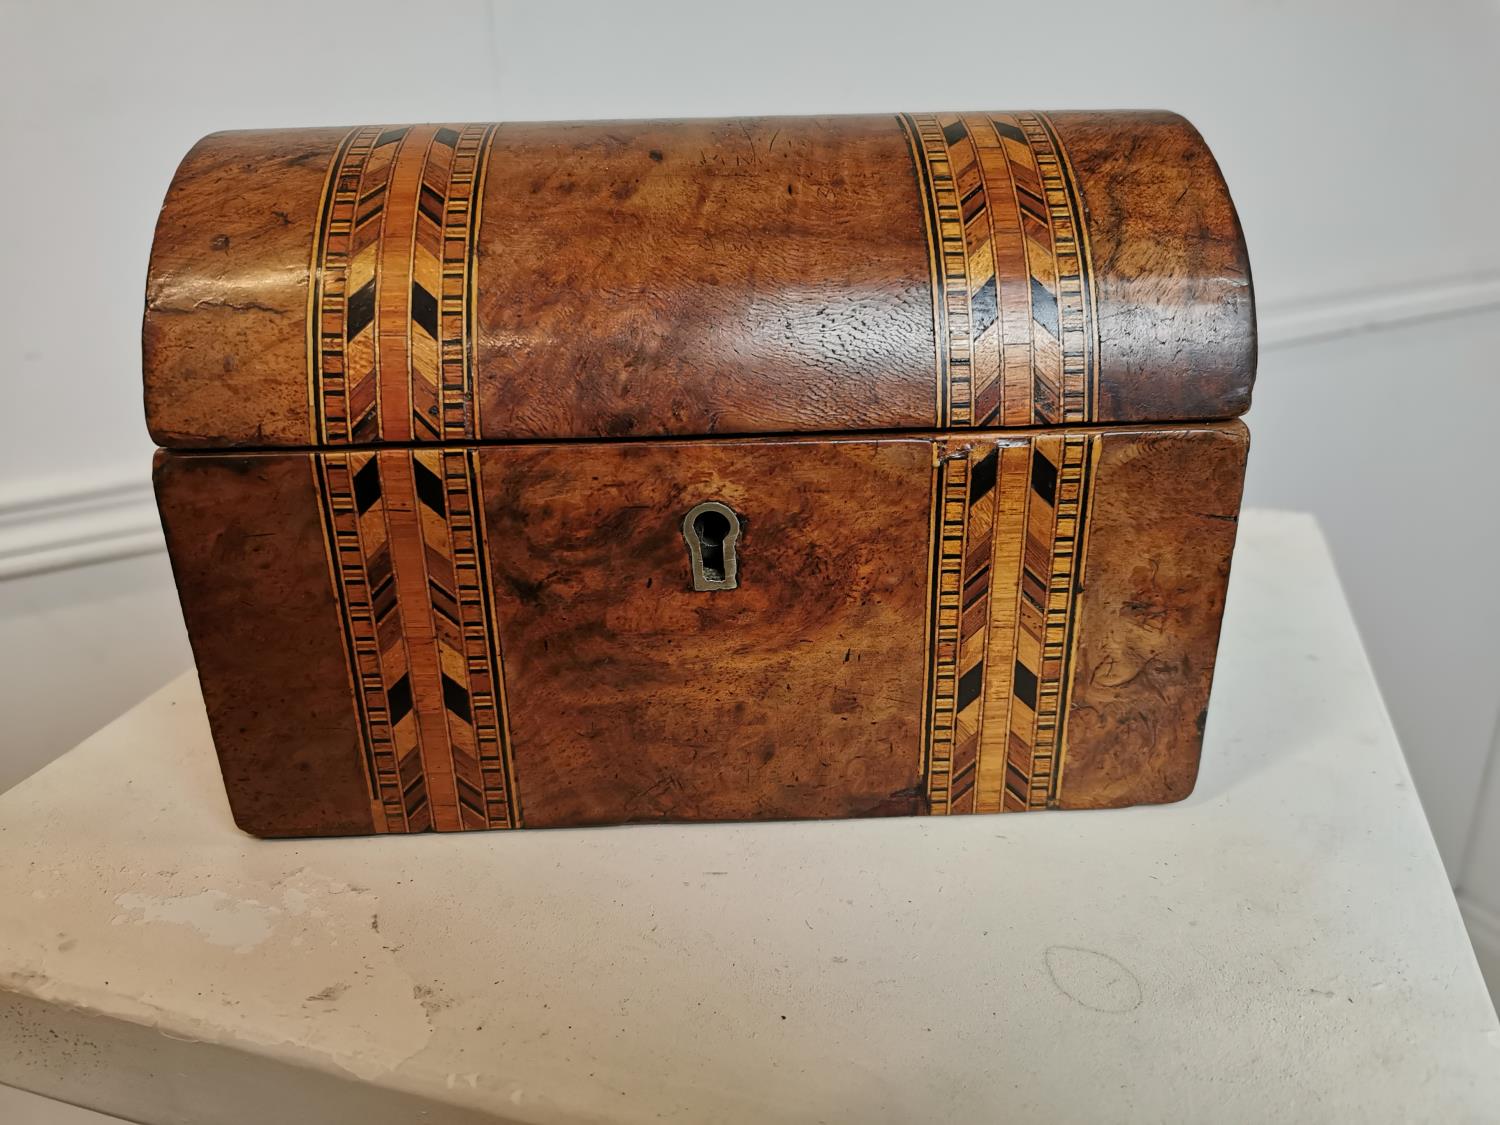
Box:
313 449 519 832
307 124 496 445
921 434 1098 813
900 112 1101 429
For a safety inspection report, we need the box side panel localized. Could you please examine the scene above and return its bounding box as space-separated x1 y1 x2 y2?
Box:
1057 422 1249 808
154 452 376 837
481 438 934 827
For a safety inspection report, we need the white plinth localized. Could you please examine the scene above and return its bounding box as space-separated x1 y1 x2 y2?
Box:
1 510 1495 1123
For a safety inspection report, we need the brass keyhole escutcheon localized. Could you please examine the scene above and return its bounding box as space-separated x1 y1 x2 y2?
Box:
681 501 741 591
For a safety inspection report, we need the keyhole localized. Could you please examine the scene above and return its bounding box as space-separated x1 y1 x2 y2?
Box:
694 509 731 581
681 501 741 591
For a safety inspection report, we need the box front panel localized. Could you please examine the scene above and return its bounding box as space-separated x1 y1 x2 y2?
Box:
479 438 935 827
156 424 1246 837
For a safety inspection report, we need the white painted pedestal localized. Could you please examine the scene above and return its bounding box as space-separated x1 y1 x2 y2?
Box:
1 510 1496 1123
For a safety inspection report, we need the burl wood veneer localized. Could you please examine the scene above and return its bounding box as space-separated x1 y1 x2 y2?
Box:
146 112 1255 837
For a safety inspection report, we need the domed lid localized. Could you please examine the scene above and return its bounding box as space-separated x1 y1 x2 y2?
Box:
144 111 1253 448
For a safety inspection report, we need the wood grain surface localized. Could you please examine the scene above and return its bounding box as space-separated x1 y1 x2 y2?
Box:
146 111 1255 836
143 113 1254 447
153 451 377 837
1059 425 1248 808
155 424 1247 837
481 437 933 827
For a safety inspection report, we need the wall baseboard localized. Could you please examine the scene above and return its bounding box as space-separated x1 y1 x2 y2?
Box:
1258 272 1500 351
0 472 163 580
1458 894 1500 1010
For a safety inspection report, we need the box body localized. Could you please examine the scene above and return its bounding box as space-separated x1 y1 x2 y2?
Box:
145 112 1255 836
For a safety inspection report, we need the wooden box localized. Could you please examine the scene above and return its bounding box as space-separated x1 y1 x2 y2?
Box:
145 112 1254 837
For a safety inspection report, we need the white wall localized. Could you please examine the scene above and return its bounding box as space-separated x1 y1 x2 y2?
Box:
0 0 504 488
0 0 1496 1011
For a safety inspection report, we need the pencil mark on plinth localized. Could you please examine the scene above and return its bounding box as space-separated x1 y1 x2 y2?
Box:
1044 945 1143 1013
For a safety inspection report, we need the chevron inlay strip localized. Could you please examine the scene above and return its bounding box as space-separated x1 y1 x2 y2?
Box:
309 124 496 445
900 112 1100 428
922 434 1098 814
314 449 519 832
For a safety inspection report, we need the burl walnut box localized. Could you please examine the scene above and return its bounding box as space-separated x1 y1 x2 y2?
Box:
144 112 1254 838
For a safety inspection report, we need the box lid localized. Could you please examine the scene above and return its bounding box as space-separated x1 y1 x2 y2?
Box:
143 111 1254 449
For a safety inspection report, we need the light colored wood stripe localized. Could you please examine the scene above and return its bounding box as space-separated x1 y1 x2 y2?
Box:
375 127 439 441
974 442 1031 813
972 118 1034 428
379 450 462 830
